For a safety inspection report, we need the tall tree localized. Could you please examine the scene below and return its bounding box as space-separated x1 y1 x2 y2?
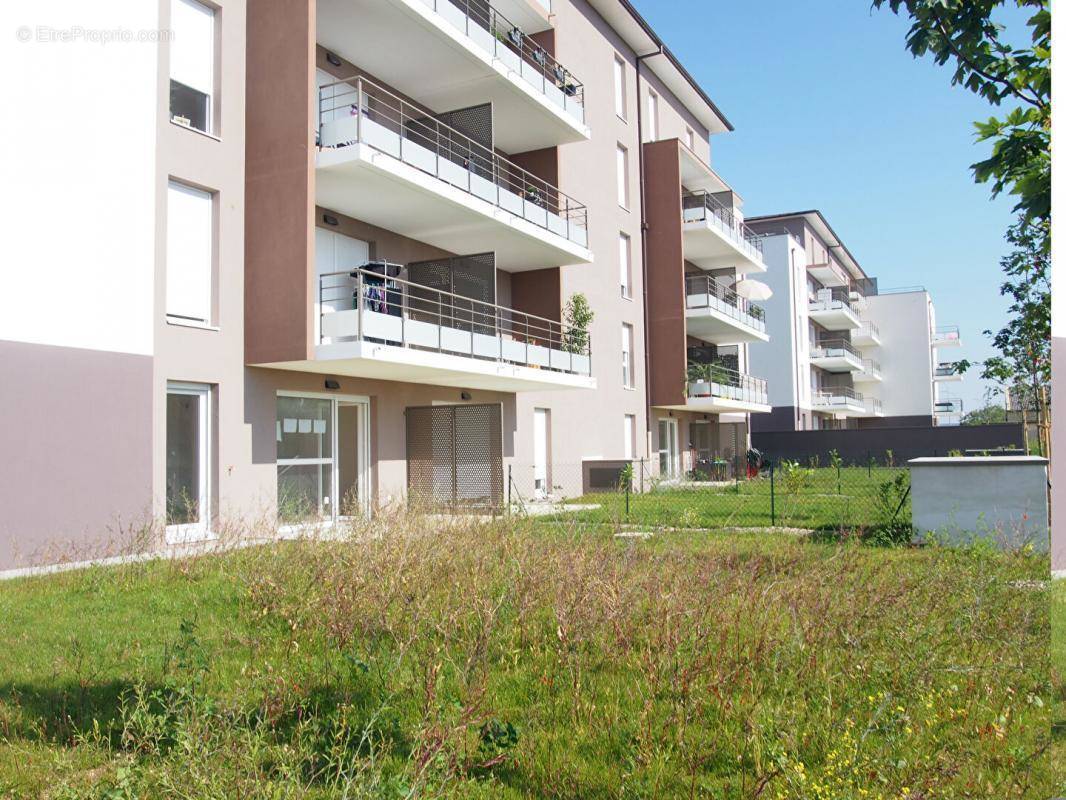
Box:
981 217 1051 454
870 0 1050 224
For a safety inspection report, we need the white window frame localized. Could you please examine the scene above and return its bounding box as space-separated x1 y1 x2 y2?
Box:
276 391 372 528
613 55 627 120
616 144 629 209
619 232 632 299
165 382 212 545
646 89 659 142
166 179 215 326
658 418 679 479
623 414 636 460
685 127 695 150
621 323 634 388
169 0 217 135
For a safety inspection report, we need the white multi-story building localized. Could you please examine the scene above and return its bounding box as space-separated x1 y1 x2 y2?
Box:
745 211 962 431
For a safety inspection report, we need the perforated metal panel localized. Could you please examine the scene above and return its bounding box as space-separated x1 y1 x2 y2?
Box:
407 253 496 335
406 404 503 510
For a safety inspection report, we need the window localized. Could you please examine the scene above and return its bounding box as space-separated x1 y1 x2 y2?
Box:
276 394 370 524
170 0 215 134
646 90 659 142
166 383 211 543
613 56 627 119
685 127 695 150
166 180 214 324
657 418 679 478
621 323 634 388
623 414 636 459
616 144 629 208
618 232 632 298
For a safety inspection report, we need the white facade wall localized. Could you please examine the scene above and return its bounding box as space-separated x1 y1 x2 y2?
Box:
0 1 160 356
863 292 937 418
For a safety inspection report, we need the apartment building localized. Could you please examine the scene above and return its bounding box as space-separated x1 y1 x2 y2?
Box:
0 0 767 569
746 211 962 431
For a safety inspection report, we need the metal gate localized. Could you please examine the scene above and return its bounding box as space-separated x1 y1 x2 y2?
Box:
405 404 503 510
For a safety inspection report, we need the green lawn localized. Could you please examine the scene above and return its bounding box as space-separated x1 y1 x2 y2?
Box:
0 518 1059 798
541 466 910 532
1052 578 1066 782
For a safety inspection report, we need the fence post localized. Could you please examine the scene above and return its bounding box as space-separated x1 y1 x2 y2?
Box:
507 464 512 514
625 478 630 520
770 460 776 527
867 450 872 478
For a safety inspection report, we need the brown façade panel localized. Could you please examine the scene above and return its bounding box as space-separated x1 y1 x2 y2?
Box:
245 0 316 365
643 139 686 407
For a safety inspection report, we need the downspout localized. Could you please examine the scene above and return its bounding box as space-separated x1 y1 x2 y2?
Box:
635 47 662 456
790 245 803 430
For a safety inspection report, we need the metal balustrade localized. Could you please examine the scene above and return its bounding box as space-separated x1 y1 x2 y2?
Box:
318 267 592 376
686 362 768 406
854 321 880 339
935 362 961 377
684 273 766 333
858 359 882 379
813 386 865 408
318 75 589 248
680 190 764 263
811 338 862 361
932 325 961 345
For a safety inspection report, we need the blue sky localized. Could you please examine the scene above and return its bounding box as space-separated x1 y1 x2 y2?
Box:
629 0 1032 415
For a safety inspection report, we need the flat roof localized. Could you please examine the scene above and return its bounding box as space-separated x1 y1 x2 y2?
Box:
585 0 733 134
745 209 867 281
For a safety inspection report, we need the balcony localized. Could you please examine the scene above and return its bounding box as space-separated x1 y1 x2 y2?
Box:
935 398 963 426
852 321 881 347
310 266 595 392
932 325 962 348
812 387 867 417
810 339 863 373
675 363 770 414
807 288 860 331
681 191 766 274
317 76 591 271
852 359 883 383
684 274 769 345
807 259 849 288
934 361 964 382
316 0 587 153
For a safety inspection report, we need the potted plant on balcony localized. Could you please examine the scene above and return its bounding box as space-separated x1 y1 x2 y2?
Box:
562 293 593 355
686 363 711 397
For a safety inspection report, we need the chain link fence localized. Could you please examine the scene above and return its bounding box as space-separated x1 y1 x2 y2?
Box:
505 453 912 535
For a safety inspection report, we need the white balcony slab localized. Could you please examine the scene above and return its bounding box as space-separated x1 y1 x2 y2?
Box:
851 326 881 347
808 261 849 287
807 300 860 331
812 396 866 417
934 371 963 382
317 0 587 153
681 218 766 275
316 139 591 271
932 333 963 348
658 396 772 415
684 298 769 345
809 350 863 373
852 367 883 383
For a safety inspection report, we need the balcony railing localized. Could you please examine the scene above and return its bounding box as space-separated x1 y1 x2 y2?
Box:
319 267 592 376
859 359 882 379
864 396 883 415
936 398 964 414
813 386 865 408
932 325 961 346
854 321 880 340
935 362 961 377
808 287 857 313
681 190 764 263
318 75 588 248
420 0 584 123
811 339 861 361
684 274 766 333
687 362 768 406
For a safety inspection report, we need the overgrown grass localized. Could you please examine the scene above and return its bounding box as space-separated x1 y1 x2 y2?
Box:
542 466 911 533
0 516 1058 798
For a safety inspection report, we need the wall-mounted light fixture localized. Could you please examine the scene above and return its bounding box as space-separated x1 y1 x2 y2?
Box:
324 379 340 390
326 51 342 67
460 391 472 401
323 214 339 226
